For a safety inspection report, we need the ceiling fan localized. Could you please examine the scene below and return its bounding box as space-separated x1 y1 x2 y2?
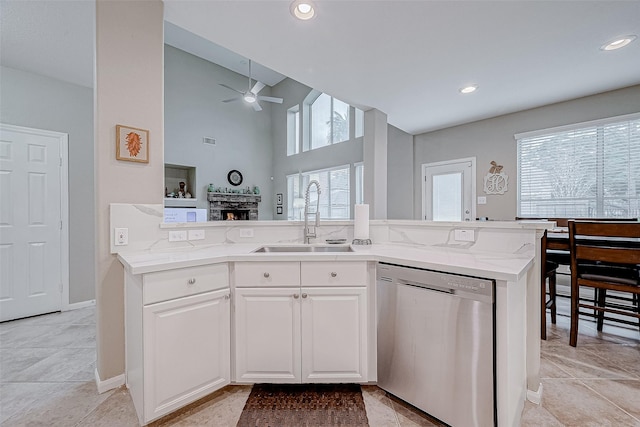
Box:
219 60 283 111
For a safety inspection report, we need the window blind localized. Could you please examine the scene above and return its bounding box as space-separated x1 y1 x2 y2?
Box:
517 115 640 218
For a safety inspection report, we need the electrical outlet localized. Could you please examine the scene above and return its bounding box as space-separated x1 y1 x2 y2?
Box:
477 196 487 205
169 230 187 242
114 228 128 246
188 229 205 241
239 228 254 238
454 229 475 242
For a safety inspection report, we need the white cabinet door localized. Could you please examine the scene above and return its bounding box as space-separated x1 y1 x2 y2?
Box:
234 287 301 383
143 288 230 422
301 287 368 382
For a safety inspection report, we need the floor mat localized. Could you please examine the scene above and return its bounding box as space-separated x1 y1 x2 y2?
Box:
236 383 369 427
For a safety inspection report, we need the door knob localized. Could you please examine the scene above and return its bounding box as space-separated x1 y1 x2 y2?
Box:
263 272 270 278
330 272 337 277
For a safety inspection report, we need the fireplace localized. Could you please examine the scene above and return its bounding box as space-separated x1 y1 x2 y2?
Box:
222 210 249 221
208 193 261 221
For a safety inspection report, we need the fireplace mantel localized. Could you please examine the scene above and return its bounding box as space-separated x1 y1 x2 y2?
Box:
207 192 262 220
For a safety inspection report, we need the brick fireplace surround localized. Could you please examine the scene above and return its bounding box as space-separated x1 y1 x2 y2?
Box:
207 192 262 220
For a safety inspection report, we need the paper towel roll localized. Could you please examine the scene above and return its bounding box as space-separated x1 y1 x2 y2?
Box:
354 204 370 240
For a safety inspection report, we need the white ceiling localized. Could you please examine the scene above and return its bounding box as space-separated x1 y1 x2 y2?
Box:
2 1 639 135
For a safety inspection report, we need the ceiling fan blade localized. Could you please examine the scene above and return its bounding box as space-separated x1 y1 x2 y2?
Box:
250 81 265 95
252 102 263 112
258 96 284 104
222 97 240 103
219 83 244 94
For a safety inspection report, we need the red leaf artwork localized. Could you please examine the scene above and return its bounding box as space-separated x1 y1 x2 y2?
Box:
126 132 142 157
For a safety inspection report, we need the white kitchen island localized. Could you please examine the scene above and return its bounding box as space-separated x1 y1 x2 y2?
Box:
113 204 547 426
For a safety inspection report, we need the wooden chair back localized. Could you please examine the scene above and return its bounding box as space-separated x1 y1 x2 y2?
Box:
567 220 640 346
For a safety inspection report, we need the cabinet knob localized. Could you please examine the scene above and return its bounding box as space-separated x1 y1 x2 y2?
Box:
330 272 337 278
302 293 308 298
293 294 300 299
263 272 270 278
187 278 196 285
224 294 230 300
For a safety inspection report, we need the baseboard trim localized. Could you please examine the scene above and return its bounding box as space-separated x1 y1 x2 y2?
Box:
526 382 543 405
95 368 125 394
63 299 96 312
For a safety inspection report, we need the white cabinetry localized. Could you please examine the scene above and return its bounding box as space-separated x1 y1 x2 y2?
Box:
301 286 367 382
234 287 301 383
126 264 230 425
233 261 368 384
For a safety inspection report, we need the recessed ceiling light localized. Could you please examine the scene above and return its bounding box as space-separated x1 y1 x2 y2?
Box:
290 0 316 20
459 85 478 94
601 35 637 51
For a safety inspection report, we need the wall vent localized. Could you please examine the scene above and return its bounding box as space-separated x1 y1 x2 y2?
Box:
203 137 216 145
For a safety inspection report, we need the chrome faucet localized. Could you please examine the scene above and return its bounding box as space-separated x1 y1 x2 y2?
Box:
304 180 321 244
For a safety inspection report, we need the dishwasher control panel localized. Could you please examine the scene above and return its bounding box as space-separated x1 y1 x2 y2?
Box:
377 262 494 301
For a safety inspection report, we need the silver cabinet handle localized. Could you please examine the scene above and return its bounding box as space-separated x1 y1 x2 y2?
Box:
263 272 270 278
187 278 196 285
293 294 300 299
302 293 308 298
330 272 337 278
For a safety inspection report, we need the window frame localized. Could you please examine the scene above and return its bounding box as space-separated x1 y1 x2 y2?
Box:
287 164 352 220
516 112 640 219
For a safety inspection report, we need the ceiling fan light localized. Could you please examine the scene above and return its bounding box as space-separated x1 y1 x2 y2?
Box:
290 0 316 20
459 85 478 94
243 93 257 103
600 35 637 51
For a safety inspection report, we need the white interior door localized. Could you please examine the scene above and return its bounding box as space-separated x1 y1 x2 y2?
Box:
0 124 66 321
422 158 475 221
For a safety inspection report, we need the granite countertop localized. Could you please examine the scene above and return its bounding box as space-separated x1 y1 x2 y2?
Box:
117 242 534 282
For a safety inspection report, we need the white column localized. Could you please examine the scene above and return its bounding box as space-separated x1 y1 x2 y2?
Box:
95 0 164 385
363 109 388 219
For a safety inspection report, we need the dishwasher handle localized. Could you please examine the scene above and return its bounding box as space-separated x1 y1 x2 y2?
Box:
397 279 454 295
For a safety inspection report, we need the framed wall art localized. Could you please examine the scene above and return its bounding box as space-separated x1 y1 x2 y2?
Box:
116 124 149 163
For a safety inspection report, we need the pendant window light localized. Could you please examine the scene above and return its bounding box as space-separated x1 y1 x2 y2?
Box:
290 0 316 20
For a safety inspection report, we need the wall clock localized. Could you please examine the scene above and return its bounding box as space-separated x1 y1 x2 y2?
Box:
227 169 243 186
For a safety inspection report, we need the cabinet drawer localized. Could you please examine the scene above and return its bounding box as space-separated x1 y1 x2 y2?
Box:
143 264 228 305
234 262 300 287
301 262 367 286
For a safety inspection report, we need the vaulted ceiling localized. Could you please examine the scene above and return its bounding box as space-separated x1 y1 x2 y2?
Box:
2 1 639 135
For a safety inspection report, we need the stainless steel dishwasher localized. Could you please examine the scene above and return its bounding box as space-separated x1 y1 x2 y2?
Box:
377 262 496 427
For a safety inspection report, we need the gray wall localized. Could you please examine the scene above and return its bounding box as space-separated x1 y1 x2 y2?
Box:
164 45 274 218
387 124 413 219
165 47 365 220
270 78 364 219
413 84 640 220
0 65 95 304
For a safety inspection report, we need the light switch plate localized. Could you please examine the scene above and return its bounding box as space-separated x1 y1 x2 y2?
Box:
454 229 475 242
169 230 187 242
188 229 205 240
114 228 128 246
239 228 254 238
477 196 487 205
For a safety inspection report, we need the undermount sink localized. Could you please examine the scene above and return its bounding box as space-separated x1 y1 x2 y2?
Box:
253 245 354 253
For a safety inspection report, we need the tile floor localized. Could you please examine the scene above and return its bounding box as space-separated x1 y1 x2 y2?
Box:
1 290 638 427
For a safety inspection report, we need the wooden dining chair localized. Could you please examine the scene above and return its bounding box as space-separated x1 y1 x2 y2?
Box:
568 221 640 347
540 229 559 340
